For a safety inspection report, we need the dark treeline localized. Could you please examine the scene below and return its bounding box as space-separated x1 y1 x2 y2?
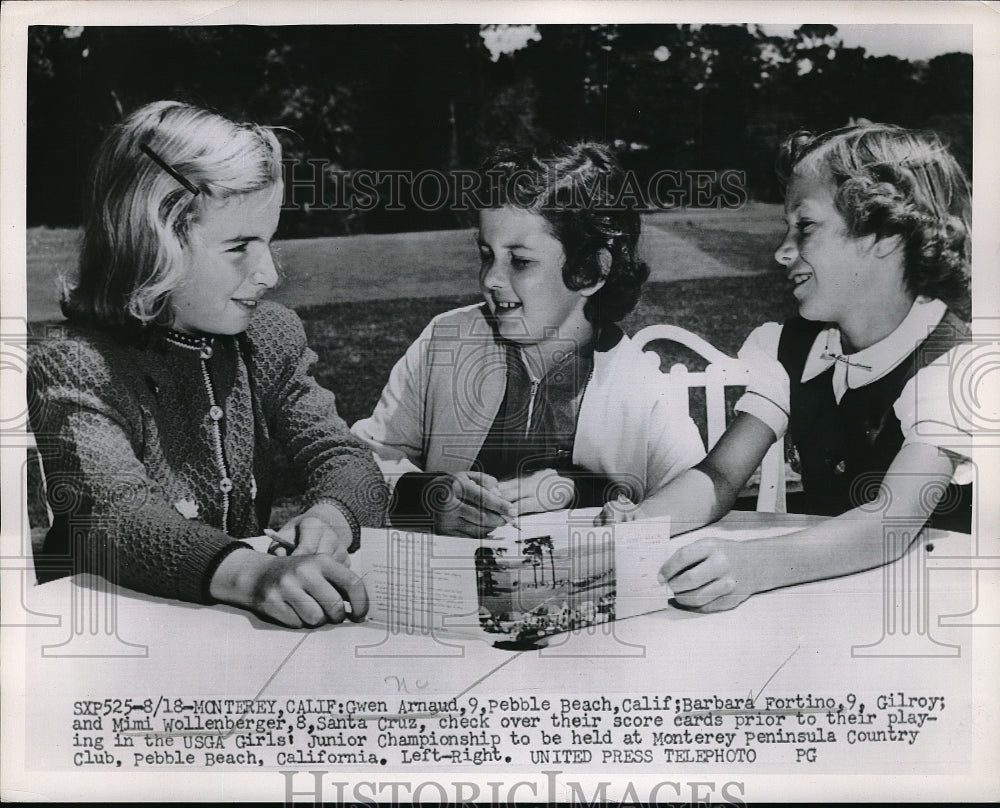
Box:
27 24 971 237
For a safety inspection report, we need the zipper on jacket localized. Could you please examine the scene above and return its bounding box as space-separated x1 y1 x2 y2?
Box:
525 377 540 438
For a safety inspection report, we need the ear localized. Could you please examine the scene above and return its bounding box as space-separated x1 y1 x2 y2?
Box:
578 249 611 298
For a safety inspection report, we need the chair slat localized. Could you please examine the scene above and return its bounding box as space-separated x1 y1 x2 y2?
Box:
637 324 786 513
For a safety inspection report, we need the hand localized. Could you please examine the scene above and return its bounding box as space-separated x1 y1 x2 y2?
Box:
496 469 576 516
432 471 516 538
273 503 353 564
595 493 644 525
210 549 369 628
659 537 760 612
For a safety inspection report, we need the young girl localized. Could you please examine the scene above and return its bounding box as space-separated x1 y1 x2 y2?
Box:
605 123 973 611
352 142 706 538
29 100 388 627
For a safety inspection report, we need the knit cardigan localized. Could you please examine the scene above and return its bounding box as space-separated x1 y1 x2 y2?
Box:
29 301 388 603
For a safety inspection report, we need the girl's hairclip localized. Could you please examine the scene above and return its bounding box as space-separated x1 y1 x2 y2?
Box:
140 143 200 196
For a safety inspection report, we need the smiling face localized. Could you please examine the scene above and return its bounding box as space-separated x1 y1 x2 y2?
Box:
477 207 600 348
170 184 282 335
774 168 888 325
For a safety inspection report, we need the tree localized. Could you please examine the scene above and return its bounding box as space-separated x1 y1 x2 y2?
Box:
522 538 543 586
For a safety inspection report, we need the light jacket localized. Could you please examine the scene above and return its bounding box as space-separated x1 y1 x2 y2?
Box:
352 304 706 500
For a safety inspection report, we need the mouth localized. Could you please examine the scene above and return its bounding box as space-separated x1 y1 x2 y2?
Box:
492 298 523 315
232 298 262 312
788 270 813 289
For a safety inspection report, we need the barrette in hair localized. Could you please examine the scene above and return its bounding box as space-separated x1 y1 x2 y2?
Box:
140 143 200 196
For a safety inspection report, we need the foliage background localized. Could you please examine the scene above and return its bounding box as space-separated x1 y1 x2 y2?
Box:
27 23 971 238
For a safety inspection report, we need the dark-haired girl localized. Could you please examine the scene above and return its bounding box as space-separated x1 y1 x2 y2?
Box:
353 142 705 537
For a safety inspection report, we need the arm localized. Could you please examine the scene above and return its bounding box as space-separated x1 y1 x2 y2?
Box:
253 305 389 550
29 335 368 625
662 442 957 611
350 313 514 537
350 315 433 475
602 322 787 530
603 412 777 534
209 547 369 627
29 338 245 603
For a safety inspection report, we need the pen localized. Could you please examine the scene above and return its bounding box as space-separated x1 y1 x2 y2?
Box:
490 486 520 531
263 528 296 553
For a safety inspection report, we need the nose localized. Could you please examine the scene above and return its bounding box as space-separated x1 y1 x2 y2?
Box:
480 255 508 290
252 248 279 289
774 229 797 267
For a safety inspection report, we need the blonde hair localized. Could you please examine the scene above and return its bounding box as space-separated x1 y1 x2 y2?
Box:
62 100 283 330
778 123 971 315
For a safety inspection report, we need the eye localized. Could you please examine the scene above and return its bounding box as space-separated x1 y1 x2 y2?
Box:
227 242 250 254
510 255 532 270
477 245 493 263
796 219 815 233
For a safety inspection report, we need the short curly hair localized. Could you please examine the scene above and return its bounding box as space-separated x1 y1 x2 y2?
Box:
477 142 649 325
63 100 283 331
777 123 971 316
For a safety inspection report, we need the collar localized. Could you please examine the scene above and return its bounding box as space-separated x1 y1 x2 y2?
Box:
504 324 622 384
801 297 947 402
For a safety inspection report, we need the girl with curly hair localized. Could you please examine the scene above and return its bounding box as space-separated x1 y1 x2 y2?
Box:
353 141 706 537
605 123 974 611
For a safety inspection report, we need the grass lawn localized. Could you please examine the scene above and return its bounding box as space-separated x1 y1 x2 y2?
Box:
24 203 784 322
25 207 794 534
300 274 796 428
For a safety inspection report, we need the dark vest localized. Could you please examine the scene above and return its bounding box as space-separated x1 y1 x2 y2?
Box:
777 312 972 532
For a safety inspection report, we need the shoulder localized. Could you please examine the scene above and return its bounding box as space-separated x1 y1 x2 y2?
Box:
739 322 784 358
29 322 128 390
776 316 824 346
397 303 493 362
242 302 314 378
423 303 491 337
245 301 307 349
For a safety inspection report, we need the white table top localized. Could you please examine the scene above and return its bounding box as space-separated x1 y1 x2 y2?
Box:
5 512 997 802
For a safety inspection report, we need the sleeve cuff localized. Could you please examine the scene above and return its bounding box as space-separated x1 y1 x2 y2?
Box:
309 498 362 552
201 541 252 605
734 390 788 439
388 472 449 530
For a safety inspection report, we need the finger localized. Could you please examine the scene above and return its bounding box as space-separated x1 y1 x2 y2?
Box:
318 559 370 622
672 575 737 609
276 579 328 627
306 525 351 561
458 500 508 529
275 522 298 544
456 476 515 518
595 501 631 525
494 477 521 501
292 524 322 555
660 541 715 582
257 594 303 627
465 471 500 491
508 496 540 516
668 553 730 594
300 578 347 624
292 516 341 556
455 513 500 538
